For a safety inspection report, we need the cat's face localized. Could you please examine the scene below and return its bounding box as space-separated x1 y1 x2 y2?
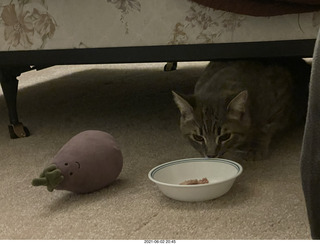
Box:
173 91 250 158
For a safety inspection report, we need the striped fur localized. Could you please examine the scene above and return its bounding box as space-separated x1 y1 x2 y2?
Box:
173 59 310 161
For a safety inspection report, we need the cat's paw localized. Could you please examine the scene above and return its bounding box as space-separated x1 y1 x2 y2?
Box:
221 149 268 162
245 149 269 161
221 151 246 163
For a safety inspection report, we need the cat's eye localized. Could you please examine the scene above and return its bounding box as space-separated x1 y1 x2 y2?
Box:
219 133 231 142
192 134 204 142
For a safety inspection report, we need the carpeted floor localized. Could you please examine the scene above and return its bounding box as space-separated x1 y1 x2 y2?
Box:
0 62 311 239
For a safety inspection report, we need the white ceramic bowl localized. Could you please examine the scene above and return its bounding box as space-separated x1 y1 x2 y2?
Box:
148 158 243 202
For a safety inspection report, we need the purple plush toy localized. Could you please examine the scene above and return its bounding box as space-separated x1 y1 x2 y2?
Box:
32 130 123 193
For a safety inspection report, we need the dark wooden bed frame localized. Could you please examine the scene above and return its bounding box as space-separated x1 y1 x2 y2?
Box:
0 39 315 138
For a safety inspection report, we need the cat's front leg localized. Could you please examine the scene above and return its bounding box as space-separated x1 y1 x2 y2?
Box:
221 150 247 164
245 134 272 161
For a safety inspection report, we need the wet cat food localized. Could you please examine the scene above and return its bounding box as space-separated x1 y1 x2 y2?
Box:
179 177 209 185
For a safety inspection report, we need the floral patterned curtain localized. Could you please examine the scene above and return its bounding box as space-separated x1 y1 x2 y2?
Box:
191 0 320 16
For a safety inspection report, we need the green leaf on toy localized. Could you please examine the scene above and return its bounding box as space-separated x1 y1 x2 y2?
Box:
32 164 64 192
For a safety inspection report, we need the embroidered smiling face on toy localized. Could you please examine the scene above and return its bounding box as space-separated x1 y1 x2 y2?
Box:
32 130 123 194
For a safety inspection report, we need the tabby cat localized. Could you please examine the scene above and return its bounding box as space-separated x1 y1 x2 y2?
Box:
173 59 310 161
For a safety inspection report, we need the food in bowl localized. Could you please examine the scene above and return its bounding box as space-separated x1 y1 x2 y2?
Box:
148 158 242 202
179 177 209 185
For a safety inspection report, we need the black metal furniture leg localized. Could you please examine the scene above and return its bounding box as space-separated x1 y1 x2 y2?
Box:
164 62 177 71
0 67 30 139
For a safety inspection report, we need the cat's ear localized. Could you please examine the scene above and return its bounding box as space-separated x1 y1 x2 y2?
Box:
227 90 248 121
172 91 195 120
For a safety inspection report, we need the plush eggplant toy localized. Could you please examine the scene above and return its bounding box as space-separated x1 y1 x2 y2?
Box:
32 130 123 194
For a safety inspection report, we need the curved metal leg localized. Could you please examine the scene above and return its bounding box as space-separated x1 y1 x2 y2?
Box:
0 67 30 139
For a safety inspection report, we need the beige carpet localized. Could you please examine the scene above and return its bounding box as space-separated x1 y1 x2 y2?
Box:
0 62 311 239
